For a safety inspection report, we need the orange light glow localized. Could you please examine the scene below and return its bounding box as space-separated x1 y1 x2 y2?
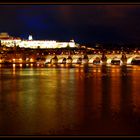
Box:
26 64 29 67
19 58 23 62
19 64 23 67
30 58 34 62
30 64 33 67
13 64 16 67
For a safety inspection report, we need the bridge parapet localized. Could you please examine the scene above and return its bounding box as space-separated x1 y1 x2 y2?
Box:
87 54 102 59
106 54 122 59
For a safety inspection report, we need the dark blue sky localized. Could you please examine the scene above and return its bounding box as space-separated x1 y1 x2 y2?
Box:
0 5 140 44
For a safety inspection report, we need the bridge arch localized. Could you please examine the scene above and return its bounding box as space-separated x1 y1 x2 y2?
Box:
89 56 102 64
58 57 66 64
51 56 58 64
106 56 123 64
111 57 123 65
45 55 54 64
66 56 72 64
127 55 140 64
93 57 101 64
72 57 82 64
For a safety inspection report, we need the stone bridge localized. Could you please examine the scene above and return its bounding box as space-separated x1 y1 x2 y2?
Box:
45 54 140 64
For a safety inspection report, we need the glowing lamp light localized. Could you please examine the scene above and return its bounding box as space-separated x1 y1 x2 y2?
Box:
19 64 23 67
13 64 16 67
30 58 34 62
26 64 29 67
59 64 63 67
19 58 23 62
0 59 2 63
13 59 15 62
30 64 33 67
48 64 51 67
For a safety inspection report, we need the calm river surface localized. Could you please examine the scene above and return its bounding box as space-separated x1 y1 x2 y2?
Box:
0 64 140 136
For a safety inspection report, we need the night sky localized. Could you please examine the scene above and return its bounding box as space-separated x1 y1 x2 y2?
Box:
1 5 140 44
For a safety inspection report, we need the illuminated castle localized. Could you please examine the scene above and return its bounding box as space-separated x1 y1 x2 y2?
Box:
0 33 79 49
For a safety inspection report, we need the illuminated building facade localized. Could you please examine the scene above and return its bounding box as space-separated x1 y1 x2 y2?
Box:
0 33 79 49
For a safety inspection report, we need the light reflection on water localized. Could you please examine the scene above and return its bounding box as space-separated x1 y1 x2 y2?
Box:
0 65 140 135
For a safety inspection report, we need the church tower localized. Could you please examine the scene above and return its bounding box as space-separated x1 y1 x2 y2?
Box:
28 35 33 40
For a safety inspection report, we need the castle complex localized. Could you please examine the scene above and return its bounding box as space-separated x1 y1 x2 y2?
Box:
0 32 79 49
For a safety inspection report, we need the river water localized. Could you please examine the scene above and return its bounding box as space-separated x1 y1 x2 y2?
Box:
0 64 140 136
